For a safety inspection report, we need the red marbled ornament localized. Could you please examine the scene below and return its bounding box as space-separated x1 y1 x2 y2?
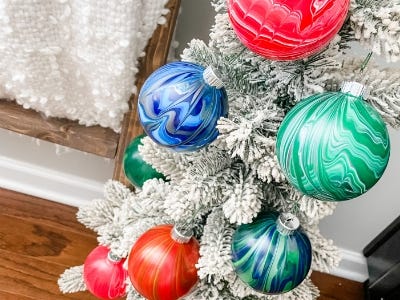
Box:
83 246 128 300
228 0 350 60
127 225 200 300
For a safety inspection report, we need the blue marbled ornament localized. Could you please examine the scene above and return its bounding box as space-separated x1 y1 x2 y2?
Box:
231 211 312 294
138 61 228 152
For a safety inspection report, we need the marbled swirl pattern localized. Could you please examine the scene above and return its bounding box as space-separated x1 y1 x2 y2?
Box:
228 0 350 60
231 211 312 294
138 62 228 152
277 92 390 201
128 225 200 300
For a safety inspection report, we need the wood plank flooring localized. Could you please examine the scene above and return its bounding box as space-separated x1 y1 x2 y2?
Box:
0 188 365 299
0 188 97 300
311 272 365 300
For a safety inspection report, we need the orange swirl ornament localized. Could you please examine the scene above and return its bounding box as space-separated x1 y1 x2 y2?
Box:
127 225 200 300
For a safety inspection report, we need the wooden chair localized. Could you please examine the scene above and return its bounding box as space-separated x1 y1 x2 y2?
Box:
0 0 181 188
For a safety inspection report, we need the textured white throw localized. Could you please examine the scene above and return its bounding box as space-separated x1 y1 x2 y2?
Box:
0 0 169 132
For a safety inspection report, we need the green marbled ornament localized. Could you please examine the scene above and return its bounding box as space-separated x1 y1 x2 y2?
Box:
123 134 165 188
231 211 312 294
277 84 390 201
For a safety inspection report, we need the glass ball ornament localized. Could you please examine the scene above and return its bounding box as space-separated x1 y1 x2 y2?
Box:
127 225 200 300
277 82 390 201
83 246 128 300
227 0 350 60
123 134 165 188
231 211 312 294
138 61 228 152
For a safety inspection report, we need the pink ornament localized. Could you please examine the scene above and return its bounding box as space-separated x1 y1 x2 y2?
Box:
228 0 350 60
83 246 128 300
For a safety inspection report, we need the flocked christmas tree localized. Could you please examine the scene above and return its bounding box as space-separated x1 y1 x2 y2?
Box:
59 0 400 299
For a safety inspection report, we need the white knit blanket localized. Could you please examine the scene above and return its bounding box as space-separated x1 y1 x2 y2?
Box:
0 0 169 132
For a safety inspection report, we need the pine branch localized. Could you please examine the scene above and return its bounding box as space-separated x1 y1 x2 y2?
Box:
216 114 282 164
271 35 345 103
222 166 263 224
211 0 227 13
209 13 247 57
103 180 133 206
255 155 286 184
297 195 337 225
126 284 144 300
305 225 342 273
181 39 220 68
226 274 272 299
139 136 200 181
58 265 86 294
77 180 132 231
350 0 400 61
181 39 269 97
197 209 236 284
328 58 400 128
163 149 234 223
133 179 173 217
185 280 240 300
77 198 118 231
103 179 173 257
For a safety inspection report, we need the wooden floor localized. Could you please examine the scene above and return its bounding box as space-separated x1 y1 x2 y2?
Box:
0 188 365 300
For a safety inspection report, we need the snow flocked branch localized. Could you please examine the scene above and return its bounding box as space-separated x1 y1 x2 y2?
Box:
350 0 400 62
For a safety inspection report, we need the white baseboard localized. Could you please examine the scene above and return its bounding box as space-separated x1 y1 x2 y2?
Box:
0 155 104 207
330 248 369 282
0 154 369 282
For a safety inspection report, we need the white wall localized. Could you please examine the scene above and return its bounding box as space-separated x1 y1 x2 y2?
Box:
0 128 113 206
0 128 114 180
1 0 399 280
175 0 215 54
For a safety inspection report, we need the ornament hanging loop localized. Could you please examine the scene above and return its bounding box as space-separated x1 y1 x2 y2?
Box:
360 51 373 74
354 51 373 90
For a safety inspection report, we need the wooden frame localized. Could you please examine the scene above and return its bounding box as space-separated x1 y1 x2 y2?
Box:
0 0 181 184
0 100 120 158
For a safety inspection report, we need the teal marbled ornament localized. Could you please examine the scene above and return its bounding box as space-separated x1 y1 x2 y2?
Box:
277 82 390 201
231 211 312 294
123 134 165 188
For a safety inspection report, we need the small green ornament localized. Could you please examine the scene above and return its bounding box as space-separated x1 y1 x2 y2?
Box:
123 134 165 188
277 82 390 201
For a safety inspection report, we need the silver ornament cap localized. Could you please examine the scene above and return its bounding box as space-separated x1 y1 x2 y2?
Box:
171 225 193 244
203 66 224 89
277 213 300 236
107 251 123 263
341 81 368 98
